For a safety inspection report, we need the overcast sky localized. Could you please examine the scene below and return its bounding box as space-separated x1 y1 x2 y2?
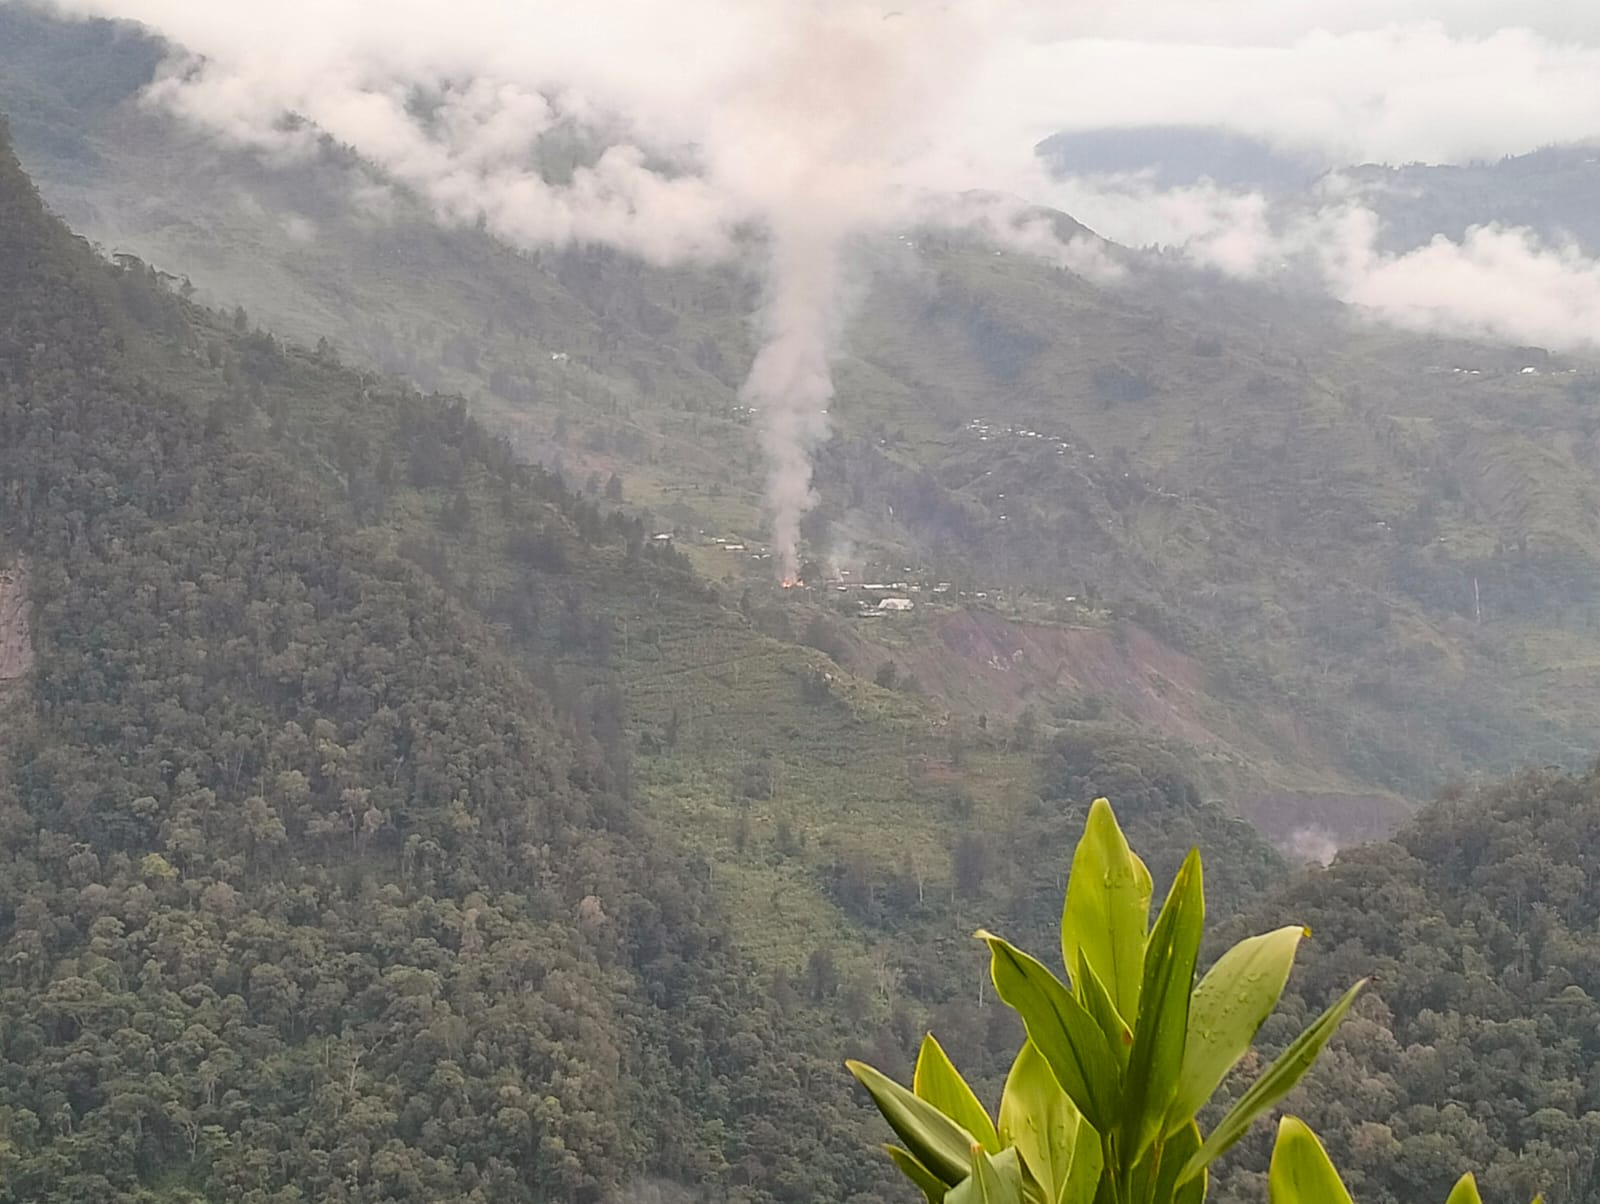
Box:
51 0 1600 173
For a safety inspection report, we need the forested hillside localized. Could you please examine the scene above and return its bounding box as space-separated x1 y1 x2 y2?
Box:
1206 765 1600 1204
0 118 912 1204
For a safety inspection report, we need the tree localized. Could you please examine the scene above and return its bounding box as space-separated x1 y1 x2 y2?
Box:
736 757 776 800
1010 706 1038 751
806 948 840 1001
801 667 835 705
952 834 989 897
441 489 473 534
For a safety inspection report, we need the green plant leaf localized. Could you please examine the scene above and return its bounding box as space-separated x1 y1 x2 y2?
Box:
978 930 1124 1133
888 1146 951 1204
1169 1123 1207 1204
1168 925 1308 1131
849 1058 981 1186
1179 978 1368 1184
1000 1039 1086 1202
1062 1124 1104 1204
1267 1116 1353 1204
1122 847 1204 1160
918 1033 1002 1154
1063 798 1154 1021
948 1145 1028 1204
1443 1173 1483 1204
1075 950 1132 1065
1128 1118 1204 1204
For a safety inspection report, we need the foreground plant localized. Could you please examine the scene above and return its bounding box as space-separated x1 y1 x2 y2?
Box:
848 797 1365 1204
1267 1116 1541 1204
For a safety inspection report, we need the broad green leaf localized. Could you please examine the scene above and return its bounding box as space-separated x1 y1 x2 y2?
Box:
1179 979 1368 1184
888 1146 950 1204
1176 1169 1206 1204
1267 1116 1353 1204
1169 926 1308 1131
849 1058 980 1185
949 1146 1028 1204
1122 848 1204 1160
1075 950 1132 1064
1170 1123 1207 1204
917 1033 1001 1154
1000 1040 1084 1202
1063 798 1153 1020
1128 1119 1204 1204
978 930 1124 1133
1061 1123 1104 1204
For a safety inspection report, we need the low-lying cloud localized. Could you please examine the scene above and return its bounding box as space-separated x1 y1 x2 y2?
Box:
41 0 1600 267
24 0 1600 554
1044 170 1600 354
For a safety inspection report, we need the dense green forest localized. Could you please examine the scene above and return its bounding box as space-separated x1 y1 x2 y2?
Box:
1207 765 1600 1204
0 117 920 1204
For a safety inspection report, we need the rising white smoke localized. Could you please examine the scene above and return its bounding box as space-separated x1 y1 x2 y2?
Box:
694 2 988 577
744 225 840 581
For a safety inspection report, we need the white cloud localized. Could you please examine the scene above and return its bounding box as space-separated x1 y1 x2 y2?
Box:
45 1 1600 234
281 214 316 243
913 191 1127 283
973 24 1600 170
1042 172 1600 353
1336 223 1600 350
31 0 1600 350
1019 0 1600 46
1039 176 1281 276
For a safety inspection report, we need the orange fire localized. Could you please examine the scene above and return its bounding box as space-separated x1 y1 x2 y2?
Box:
780 578 798 589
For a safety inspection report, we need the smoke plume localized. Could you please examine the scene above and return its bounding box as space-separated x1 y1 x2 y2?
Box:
695 2 986 577
744 226 839 580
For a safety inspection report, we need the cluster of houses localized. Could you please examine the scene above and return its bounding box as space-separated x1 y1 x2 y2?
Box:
655 528 1020 617
825 572 958 617
963 417 1075 456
